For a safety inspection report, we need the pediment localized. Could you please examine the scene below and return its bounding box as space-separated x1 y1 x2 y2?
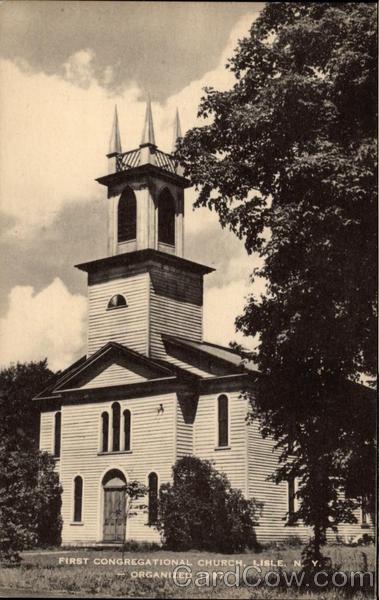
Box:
54 342 173 392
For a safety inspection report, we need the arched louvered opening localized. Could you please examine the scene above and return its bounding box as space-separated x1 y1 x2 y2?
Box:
101 412 109 452
112 402 120 452
107 294 127 310
73 476 83 522
54 411 61 457
148 472 158 525
118 188 137 243
158 189 175 246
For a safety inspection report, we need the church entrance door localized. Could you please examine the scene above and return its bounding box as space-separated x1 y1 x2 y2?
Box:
102 474 127 542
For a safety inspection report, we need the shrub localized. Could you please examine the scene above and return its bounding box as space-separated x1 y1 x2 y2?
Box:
157 456 262 553
0 445 62 563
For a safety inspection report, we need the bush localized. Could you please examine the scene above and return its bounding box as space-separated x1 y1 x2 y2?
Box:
0 445 62 563
157 456 262 553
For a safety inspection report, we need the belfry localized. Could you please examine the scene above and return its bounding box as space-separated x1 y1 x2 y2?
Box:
100 99 186 258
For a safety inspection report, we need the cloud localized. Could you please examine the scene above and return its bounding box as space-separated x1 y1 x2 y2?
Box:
204 279 258 351
0 12 257 236
0 12 261 367
0 278 87 371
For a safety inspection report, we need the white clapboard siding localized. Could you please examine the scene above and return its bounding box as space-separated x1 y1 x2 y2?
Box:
40 411 54 454
59 393 176 545
87 273 149 356
247 419 374 543
80 363 146 388
149 266 203 359
40 410 60 475
176 396 193 459
193 392 248 495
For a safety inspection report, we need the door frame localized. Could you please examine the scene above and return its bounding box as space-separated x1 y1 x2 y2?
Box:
98 467 129 542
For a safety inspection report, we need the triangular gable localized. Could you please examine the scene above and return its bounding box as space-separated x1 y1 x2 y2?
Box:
79 362 146 389
54 342 174 392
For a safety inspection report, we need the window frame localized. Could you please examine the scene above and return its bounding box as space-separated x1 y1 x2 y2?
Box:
73 475 83 524
287 477 299 526
147 472 159 525
157 189 176 246
101 411 109 453
106 294 127 311
54 411 61 458
216 394 229 449
123 409 131 452
118 188 137 243
111 402 121 452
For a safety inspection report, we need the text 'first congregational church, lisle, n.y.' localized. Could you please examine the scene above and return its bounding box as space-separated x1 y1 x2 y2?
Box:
34 100 372 546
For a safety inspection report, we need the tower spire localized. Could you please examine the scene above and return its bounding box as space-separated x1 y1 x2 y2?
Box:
141 95 156 146
108 105 122 154
172 108 182 152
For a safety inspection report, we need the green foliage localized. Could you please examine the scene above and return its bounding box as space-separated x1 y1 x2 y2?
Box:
157 456 262 553
0 360 62 563
177 3 377 558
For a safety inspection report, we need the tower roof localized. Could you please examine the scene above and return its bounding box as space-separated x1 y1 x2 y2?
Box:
108 105 122 155
140 95 156 146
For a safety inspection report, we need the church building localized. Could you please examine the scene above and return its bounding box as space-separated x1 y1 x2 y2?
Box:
35 100 372 546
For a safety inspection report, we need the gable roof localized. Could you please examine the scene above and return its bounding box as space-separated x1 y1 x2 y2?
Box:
162 335 258 374
34 338 255 404
34 341 176 401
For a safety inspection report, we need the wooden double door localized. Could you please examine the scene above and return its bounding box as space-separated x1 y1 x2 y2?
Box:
103 487 126 542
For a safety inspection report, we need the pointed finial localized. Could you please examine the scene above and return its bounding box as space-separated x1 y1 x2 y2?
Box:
108 105 122 154
141 95 156 146
172 108 182 152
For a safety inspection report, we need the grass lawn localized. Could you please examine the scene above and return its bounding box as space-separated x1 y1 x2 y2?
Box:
0 544 375 599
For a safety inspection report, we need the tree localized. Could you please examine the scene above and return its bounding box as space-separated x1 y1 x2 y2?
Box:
0 361 62 563
120 480 148 556
177 3 377 562
157 456 262 553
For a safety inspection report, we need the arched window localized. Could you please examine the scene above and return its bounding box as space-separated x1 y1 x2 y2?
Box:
148 472 158 525
54 411 61 457
158 189 175 246
101 412 109 452
112 402 120 452
74 476 83 522
118 188 137 242
287 477 299 525
123 409 131 451
217 395 228 447
107 294 127 310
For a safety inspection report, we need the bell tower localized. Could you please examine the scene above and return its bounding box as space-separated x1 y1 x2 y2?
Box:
101 98 185 258
76 99 214 359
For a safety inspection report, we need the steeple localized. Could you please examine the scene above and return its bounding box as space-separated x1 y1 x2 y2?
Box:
140 95 156 147
107 105 122 173
97 100 192 259
172 108 182 152
86 99 214 359
109 105 122 154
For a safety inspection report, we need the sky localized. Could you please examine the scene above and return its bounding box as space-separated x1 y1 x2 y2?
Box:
0 1 265 371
